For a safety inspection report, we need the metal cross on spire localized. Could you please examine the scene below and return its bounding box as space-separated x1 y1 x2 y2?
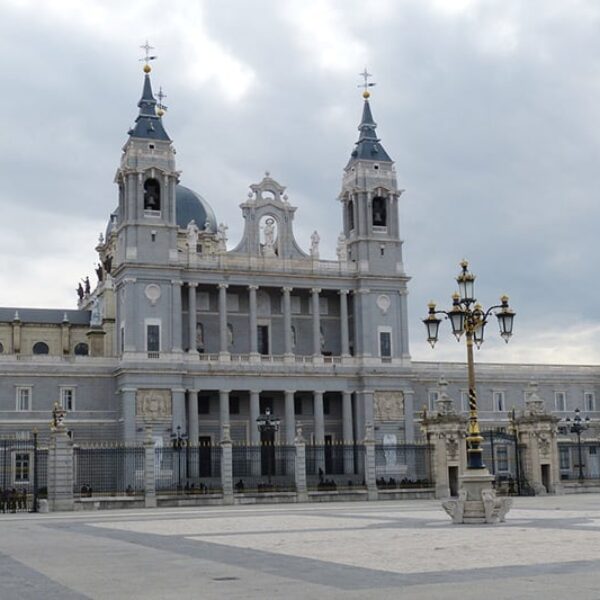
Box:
139 40 157 68
157 87 168 111
358 68 376 94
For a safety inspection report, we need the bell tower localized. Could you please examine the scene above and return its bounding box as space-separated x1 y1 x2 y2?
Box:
339 74 410 361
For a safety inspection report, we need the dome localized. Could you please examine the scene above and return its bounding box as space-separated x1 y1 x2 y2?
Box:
176 184 217 232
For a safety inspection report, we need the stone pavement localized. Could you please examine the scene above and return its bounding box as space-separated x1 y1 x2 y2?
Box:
2 495 600 599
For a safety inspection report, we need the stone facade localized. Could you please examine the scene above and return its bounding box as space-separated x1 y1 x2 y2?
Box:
0 64 598 491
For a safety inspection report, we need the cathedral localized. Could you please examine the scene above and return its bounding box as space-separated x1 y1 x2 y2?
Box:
0 60 598 481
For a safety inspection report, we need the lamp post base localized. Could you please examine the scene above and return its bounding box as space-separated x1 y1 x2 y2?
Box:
442 469 512 524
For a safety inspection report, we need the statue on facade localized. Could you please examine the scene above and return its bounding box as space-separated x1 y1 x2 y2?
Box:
95 263 104 282
186 219 199 251
76 283 84 300
336 233 347 261
90 297 102 327
262 218 277 256
102 255 112 275
217 222 228 252
84 276 91 295
310 230 320 258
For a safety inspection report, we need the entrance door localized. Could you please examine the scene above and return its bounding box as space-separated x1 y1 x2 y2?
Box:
541 464 551 492
198 436 212 477
448 466 459 497
257 325 269 355
260 429 275 477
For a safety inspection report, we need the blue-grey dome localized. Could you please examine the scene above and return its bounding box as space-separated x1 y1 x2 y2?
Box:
176 184 217 232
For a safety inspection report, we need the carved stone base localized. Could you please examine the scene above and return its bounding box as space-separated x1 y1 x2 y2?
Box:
442 469 512 524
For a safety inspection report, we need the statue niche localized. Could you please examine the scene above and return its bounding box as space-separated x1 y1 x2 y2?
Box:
144 178 161 211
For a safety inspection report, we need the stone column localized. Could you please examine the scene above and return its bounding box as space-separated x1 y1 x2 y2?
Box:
48 424 74 511
284 390 296 445
248 285 258 357
220 424 234 504
218 283 229 357
219 389 231 431
311 288 322 360
172 389 186 434
342 391 355 474
171 280 182 353
339 290 350 357
187 390 199 479
188 283 197 353
124 278 136 352
294 425 308 502
364 422 378 501
121 387 137 443
249 391 260 445
282 287 293 360
143 427 157 508
313 391 325 445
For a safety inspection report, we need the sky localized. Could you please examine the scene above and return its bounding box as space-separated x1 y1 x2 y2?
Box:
1 0 599 365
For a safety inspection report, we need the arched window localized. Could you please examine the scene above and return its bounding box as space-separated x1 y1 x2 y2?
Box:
348 199 355 230
372 196 387 227
32 342 49 355
74 342 89 356
144 178 161 211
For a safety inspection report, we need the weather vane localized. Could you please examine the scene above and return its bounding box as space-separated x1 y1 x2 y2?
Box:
358 68 376 97
139 40 157 72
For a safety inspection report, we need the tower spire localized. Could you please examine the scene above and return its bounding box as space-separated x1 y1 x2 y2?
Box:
128 42 170 141
348 69 391 164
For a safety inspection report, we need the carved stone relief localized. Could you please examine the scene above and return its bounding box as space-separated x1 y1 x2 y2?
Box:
374 391 404 421
136 389 172 420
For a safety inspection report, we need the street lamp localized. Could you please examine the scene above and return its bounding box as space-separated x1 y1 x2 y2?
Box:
423 260 516 470
256 407 280 486
566 408 590 482
170 425 188 491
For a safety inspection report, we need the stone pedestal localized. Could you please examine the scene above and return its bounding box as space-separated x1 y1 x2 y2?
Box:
442 469 512 524
294 426 308 503
48 426 74 512
364 423 378 501
143 428 157 508
220 425 234 505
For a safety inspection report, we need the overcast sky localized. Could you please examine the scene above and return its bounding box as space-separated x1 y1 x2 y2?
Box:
1 0 599 365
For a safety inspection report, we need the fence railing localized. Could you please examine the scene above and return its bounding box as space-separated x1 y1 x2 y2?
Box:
155 445 222 494
558 441 600 481
74 445 145 497
232 444 295 492
374 443 433 489
305 444 365 490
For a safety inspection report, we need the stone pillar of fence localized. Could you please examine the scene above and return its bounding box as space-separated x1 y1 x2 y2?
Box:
220 424 234 505
364 422 378 501
421 382 467 499
294 424 308 502
514 383 561 495
47 403 74 512
144 426 157 508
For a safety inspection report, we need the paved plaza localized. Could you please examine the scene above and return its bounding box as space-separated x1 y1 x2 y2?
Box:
2 495 600 599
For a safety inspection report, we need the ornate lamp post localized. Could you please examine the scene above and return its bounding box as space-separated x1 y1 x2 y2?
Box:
256 407 280 485
566 408 589 482
170 425 188 491
423 260 515 470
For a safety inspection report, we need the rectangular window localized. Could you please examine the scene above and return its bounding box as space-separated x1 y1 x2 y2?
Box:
229 396 240 415
16 387 31 411
428 391 439 411
60 387 75 411
555 392 567 412
590 447 597 456
493 391 505 412
323 396 330 415
260 398 273 415
496 446 509 472
294 396 302 415
146 324 160 353
291 296 301 314
584 392 595 412
379 331 392 358
559 446 570 470
226 293 239 312
197 292 210 311
14 453 30 483
319 297 329 315
198 396 210 415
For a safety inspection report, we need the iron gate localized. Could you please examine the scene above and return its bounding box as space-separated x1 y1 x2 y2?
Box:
481 429 533 496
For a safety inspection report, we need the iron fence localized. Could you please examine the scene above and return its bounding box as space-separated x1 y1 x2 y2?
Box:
375 443 432 489
306 444 365 490
232 444 295 492
558 441 600 481
74 445 145 497
155 444 222 494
